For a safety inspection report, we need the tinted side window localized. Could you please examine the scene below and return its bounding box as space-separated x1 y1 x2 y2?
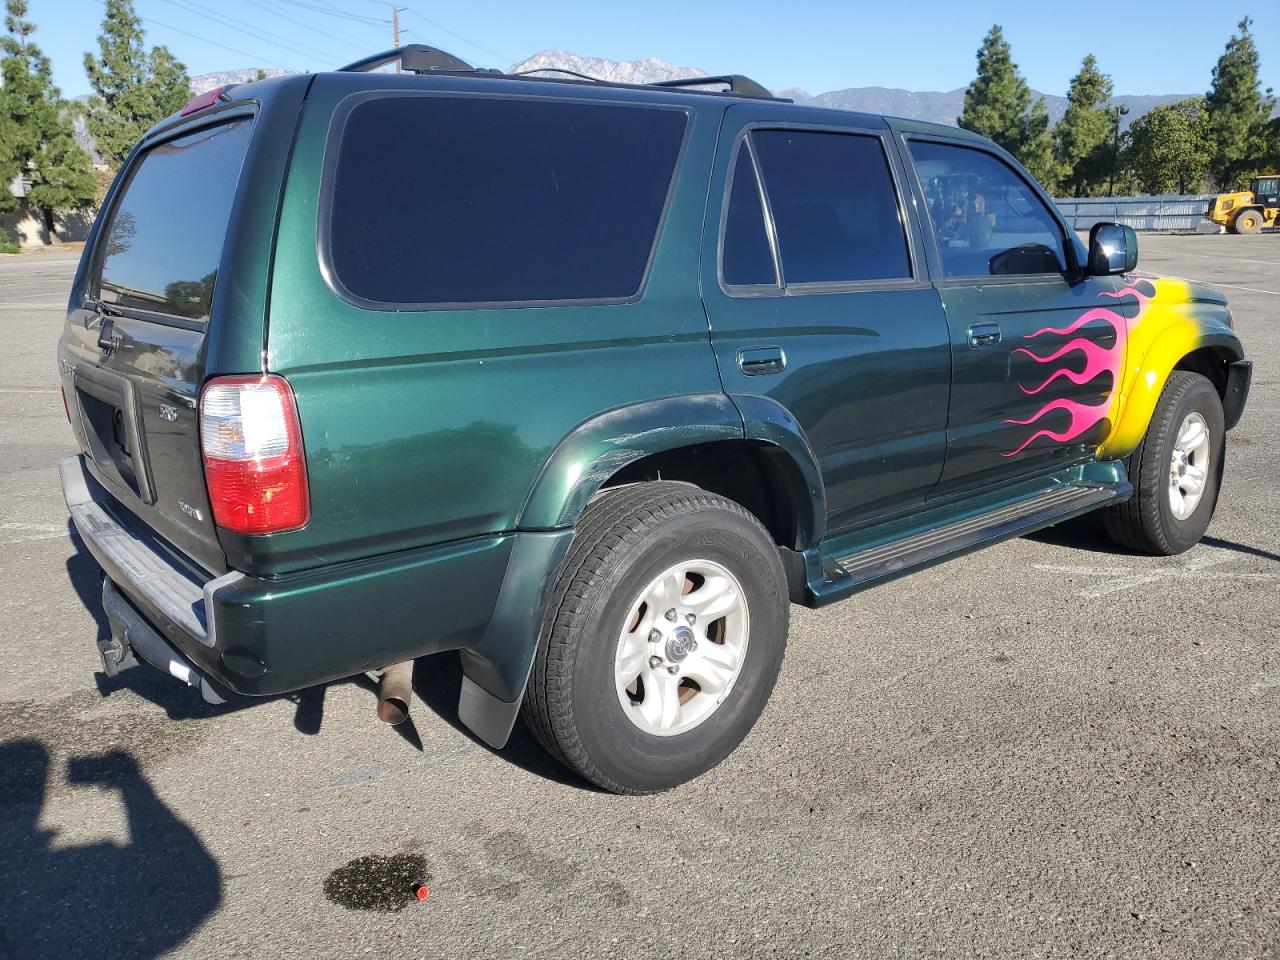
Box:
751 130 911 284
722 142 777 286
95 119 253 320
328 96 687 306
908 140 1067 278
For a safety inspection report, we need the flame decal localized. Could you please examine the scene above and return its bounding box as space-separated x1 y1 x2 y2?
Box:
1002 283 1153 457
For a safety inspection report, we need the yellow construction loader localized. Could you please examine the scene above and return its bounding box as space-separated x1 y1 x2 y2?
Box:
1207 175 1279 233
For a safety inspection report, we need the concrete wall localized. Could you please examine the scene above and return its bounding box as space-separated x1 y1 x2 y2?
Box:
1 202 95 247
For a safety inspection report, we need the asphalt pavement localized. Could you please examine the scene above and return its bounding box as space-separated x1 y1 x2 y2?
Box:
1 234 1277 959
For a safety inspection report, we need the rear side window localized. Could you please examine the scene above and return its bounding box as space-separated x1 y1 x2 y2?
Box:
95 119 253 320
326 95 688 307
750 130 911 285
908 140 1067 278
722 142 777 286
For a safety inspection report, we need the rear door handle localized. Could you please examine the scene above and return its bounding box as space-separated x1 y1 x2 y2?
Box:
737 346 786 376
966 323 1001 348
97 316 120 354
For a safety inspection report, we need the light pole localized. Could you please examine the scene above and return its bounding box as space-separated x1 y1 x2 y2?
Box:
1109 105 1130 197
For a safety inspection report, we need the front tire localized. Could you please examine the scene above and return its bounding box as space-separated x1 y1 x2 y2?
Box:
1102 371 1225 555
520 482 788 794
1233 209 1263 234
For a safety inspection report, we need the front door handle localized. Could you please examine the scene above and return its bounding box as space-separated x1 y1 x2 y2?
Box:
738 346 786 376
966 323 1001 348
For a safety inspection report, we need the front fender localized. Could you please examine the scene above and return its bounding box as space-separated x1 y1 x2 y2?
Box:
1098 277 1244 460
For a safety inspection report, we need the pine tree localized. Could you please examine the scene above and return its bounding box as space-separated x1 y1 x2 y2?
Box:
958 25 1057 187
1123 98 1211 195
83 0 191 168
1054 55 1116 196
1205 16 1276 190
1018 98 1058 189
149 44 192 117
959 26 1031 153
0 0 94 237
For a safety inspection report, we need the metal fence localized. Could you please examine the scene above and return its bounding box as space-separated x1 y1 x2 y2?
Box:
1052 194 1215 232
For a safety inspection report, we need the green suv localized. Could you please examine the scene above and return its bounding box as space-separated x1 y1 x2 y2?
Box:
59 46 1251 793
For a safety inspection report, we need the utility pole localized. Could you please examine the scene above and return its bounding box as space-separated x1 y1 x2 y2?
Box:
390 6 407 73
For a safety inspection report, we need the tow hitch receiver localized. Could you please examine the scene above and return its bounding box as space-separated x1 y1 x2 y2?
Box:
97 606 139 677
99 579 226 704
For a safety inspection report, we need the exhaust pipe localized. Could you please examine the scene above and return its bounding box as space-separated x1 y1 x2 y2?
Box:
376 660 414 725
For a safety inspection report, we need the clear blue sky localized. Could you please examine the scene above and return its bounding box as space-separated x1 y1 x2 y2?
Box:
31 0 1280 101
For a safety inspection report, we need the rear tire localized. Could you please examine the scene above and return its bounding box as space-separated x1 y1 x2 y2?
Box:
1233 209 1263 234
1102 371 1225 555
520 482 788 794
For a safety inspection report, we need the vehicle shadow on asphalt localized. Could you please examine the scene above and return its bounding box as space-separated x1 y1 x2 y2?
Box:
406 653 597 791
0 740 220 959
66 524 593 790
1027 518 1280 564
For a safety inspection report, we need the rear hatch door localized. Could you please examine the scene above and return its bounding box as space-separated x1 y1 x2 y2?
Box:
61 109 258 574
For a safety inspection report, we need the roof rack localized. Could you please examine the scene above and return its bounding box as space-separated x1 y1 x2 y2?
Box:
652 75 776 99
336 45 784 101
339 44 478 74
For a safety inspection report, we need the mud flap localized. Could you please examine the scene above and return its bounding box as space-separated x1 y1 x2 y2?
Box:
456 529 573 748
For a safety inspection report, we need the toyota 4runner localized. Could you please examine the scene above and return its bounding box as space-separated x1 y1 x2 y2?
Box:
59 46 1251 793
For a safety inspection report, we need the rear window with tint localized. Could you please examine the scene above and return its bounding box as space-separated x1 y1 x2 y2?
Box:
95 119 253 320
326 95 688 307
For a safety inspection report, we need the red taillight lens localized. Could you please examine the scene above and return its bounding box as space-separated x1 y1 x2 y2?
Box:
61 385 70 422
199 375 309 535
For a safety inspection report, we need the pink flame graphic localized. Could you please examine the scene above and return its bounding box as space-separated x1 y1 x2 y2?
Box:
1002 284 1149 457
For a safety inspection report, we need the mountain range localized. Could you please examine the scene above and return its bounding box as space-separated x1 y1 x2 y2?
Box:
505 51 1194 130
182 52 1196 132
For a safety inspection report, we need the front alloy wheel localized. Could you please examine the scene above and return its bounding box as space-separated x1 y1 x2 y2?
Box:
1103 371 1225 555
1167 411 1211 520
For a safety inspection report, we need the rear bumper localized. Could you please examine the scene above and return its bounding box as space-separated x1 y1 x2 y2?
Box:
62 455 561 711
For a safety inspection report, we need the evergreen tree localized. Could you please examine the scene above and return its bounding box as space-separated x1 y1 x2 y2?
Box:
1018 98 1058 189
1054 55 1116 196
1123 98 1211 195
83 0 190 167
958 25 1056 186
1205 16 1276 189
0 0 94 238
959 26 1031 153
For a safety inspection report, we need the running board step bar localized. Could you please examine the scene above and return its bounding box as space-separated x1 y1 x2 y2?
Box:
805 481 1129 606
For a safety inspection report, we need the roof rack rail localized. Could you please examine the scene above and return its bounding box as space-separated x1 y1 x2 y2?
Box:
652 75 777 100
339 44 477 74
336 45 785 102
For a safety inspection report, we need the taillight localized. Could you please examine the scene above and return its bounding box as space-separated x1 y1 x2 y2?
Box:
199 375 309 535
61 385 70 422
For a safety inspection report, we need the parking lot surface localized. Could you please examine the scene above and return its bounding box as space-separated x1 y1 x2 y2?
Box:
1 234 1277 959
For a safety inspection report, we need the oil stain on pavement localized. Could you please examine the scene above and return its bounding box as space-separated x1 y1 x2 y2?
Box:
324 853 430 912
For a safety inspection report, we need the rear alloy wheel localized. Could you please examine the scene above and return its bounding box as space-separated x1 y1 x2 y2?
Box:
1102 371 1225 555
613 558 750 737
520 482 788 794
1234 210 1263 234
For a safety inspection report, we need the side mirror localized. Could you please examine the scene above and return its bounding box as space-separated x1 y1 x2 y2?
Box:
1087 222 1138 276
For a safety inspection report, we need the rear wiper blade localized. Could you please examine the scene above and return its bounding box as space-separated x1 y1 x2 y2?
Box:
83 298 122 327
